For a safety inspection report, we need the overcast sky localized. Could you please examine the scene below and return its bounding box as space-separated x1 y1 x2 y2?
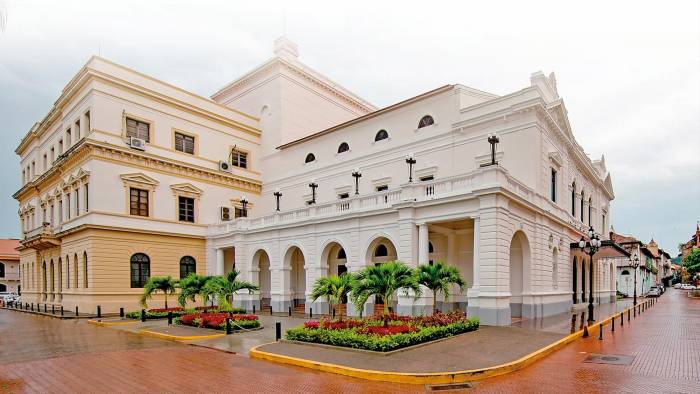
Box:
0 0 698 253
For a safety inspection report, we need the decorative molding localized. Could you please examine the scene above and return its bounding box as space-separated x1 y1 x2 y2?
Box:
170 182 204 197
120 173 160 188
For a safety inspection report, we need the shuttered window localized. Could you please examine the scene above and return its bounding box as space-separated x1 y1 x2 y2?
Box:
129 188 149 217
231 149 247 169
174 132 195 154
126 118 150 142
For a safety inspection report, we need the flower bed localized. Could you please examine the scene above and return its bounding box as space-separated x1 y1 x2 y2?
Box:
175 312 260 331
126 306 247 320
285 311 479 352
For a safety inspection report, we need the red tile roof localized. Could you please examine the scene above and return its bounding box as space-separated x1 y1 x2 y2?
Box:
0 239 20 260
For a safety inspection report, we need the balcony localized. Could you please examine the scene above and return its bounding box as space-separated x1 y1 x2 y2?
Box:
21 223 60 250
209 165 538 236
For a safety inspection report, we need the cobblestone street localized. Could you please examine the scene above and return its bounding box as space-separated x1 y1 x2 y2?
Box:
1 289 698 393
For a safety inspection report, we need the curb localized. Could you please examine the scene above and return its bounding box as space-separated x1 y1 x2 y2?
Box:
249 305 641 384
87 319 138 327
138 329 226 342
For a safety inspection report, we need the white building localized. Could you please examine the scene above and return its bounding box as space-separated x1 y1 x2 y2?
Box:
17 37 625 324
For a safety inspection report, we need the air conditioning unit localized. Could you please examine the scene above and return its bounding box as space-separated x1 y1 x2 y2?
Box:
219 161 231 172
129 137 146 150
220 206 231 221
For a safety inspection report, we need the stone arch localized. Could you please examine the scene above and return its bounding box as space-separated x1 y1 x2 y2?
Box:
364 235 398 265
321 240 348 277
251 248 272 308
283 245 306 308
509 230 531 318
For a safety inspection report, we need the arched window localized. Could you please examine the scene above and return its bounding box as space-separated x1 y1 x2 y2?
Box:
418 115 435 128
571 182 576 216
428 242 434 254
588 197 592 226
305 153 316 163
65 256 70 289
73 253 78 289
580 191 585 222
337 142 349 153
0 262 4 278
337 248 346 260
374 130 389 142
179 256 196 279
374 244 388 257
83 252 88 288
130 253 150 288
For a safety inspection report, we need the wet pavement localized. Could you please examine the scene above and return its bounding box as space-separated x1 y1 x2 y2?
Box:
511 298 634 334
0 290 697 393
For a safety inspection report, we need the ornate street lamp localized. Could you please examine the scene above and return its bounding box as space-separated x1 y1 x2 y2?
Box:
405 153 416 183
352 167 362 195
630 254 640 306
308 179 318 205
240 195 248 217
273 188 282 211
578 226 601 323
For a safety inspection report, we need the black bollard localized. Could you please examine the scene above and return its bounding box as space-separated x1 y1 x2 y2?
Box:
97 305 102 318
253 305 256 314
628 309 630 321
225 317 232 335
31 303 34 311
288 306 292 316
620 312 624 326
61 306 64 316
269 305 273 315
634 306 636 317
332 308 336 319
612 316 615 332
120 307 124 318
583 324 589 338
598 323 603 340
167 311 173 325
75 306 79 317
275 322 281 341
52 305 55 314
309 308 313 319
44 304 47 313
141 309 146 322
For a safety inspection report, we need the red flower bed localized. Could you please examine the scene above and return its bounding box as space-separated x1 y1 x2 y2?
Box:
178 312 259 329
148 307 184 313
369 313 412 322
358 325 417 336
414 311 467 327
304 319 364 330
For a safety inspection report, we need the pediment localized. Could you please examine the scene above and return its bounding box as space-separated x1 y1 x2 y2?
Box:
120 173 159 187
170 182 203 195
548 151 563 167
604 173 615 198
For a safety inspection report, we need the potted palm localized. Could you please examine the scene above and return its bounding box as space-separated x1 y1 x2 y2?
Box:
201 270 259 310
310 273 354 321
416 261 466 314
351 261 421 323
140 276 177 309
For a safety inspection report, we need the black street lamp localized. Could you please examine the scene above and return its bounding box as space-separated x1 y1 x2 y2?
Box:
630 254 640 306
240 195 248 217
308 180 318 205
578 226 602 323
405 153 416 183
273 189 282 211
351 167 362 195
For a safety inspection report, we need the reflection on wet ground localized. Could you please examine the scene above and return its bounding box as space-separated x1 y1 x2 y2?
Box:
510 298 634 334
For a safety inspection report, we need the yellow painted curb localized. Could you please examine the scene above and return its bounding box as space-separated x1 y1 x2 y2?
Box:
249 305 640 384
138 329 225 342
88 320 138 327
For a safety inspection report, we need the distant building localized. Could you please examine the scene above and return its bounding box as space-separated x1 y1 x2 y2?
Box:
0 239 20 294
680 222 700 262
610 231 655 296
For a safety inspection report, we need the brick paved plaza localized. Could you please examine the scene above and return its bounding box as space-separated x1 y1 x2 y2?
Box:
1 289 698 393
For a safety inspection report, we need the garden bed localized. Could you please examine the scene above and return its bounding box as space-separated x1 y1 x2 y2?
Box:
126 306 247 320
285 311 479 352
175 312 261 331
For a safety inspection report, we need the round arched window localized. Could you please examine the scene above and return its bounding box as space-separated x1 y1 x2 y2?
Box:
130 253 150 288
305 153 316 163
418 115 434 128
180 256 196 279
337 142 350 153
374 130 389 142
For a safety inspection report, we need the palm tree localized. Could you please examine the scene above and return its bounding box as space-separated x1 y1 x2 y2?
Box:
310 273 354 321
140 276 177 309
351 261 421 317
201 270 259 310
177 274 211 308
416 261 466 314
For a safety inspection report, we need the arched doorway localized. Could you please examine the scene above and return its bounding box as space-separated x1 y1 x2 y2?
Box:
252 249 271 309
581 258 587 302
509 231 530 318
321 242 348 277
572 256 578 303
284 246 306 311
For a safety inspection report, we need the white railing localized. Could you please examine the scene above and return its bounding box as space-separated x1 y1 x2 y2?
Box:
209 166 537 236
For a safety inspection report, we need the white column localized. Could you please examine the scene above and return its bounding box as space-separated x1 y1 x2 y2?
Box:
418 223 429 266
472 217 480 289
216 248 224 276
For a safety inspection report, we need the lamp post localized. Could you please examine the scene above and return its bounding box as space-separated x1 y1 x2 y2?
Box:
240 195 248 218
405 153 416 183
578 226 601 323
630 254 640 306
273 189 282 211
308 180 318 205
351 168 362 195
